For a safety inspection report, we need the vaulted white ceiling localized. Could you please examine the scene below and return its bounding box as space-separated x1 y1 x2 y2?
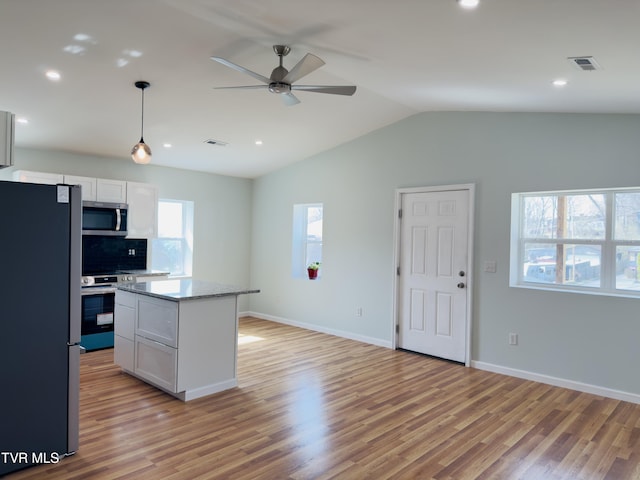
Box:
1 1 639 178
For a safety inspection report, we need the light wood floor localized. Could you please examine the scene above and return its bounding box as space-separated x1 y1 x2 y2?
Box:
8 317 640 479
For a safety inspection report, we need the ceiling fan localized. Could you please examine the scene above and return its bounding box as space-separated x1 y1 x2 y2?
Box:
210 45 357 106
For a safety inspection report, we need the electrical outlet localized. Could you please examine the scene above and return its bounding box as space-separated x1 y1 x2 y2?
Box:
509 333 518 345
356 307 363 317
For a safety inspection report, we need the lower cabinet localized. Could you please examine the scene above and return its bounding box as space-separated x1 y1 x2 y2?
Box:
114 335 134 372
115 290 178 392
114 289 239 401
135 335 177 392
114 290 136 372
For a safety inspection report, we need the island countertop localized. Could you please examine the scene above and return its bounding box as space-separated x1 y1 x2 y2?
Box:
117 278 260 302
120 269 170 277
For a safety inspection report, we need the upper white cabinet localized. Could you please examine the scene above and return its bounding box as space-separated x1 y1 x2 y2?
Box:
127 181 158 238
65 176 127 204
64 175 97 201
96 178 127 203
13 170 64 185
13 170 158 238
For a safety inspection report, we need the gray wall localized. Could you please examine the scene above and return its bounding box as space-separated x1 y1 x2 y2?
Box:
0 148 254 310
249 111 640 397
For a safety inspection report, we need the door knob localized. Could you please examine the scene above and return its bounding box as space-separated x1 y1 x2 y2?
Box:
457 282 465 289
459 271 465 277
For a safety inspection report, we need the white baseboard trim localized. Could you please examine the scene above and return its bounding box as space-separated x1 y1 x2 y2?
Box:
179 379 238 402
472 360 640 405
243 311 392 349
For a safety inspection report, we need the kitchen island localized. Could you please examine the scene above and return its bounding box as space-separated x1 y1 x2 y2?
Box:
114 279 259 401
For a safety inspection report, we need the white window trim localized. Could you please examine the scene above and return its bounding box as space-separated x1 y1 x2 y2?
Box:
292 203 323 279
152 199 194 278
510 186 640 298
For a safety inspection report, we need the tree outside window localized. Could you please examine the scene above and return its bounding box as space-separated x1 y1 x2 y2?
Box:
510 188 640 297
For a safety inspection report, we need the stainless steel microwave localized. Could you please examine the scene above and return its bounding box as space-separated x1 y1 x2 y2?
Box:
82 201 128 236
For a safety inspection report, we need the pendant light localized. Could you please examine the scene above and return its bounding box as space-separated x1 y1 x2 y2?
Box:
131 80 152 164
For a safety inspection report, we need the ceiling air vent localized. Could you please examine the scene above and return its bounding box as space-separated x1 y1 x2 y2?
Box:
204 139 228 146
567 56 602 71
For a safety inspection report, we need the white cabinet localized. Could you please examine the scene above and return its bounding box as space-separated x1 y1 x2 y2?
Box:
13 170 64 185
126 181 158 238
64 175 97 201
13 171 158 238
96 178 127 203
135 336 178 392
132 295 179 391
114 335 135 372
136 296 178 347
114 289 240 401
114 290 136 372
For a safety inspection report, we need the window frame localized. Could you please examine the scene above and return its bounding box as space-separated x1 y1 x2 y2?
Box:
151 198 194 277
510 186 640 298
292 203 323 279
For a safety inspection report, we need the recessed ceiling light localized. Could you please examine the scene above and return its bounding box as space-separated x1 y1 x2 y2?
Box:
16 117 28 125
63 45 86 55
458 0 479 9
552 79 568 87
73 33 95 43
123 49 143 58
45 70 61 81
163 143 172 148
255 140 263 146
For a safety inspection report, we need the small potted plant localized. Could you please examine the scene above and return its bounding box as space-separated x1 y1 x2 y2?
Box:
307 262 320 279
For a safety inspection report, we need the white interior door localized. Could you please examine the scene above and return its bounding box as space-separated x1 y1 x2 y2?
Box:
397 187 471 363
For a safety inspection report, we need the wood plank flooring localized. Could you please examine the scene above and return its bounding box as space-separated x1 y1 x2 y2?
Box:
7 317 640 479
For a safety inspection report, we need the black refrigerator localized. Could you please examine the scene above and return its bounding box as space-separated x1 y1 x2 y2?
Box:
0 180 81 475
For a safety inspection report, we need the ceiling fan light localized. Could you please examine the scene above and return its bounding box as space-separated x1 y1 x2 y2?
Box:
131 139 152 164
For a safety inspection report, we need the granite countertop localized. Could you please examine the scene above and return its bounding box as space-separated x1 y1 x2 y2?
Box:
117 278 260 302
120 269 170 277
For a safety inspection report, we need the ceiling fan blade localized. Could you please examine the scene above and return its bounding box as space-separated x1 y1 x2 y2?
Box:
213 85 269 90
281 93 301 106
210 56 271 84
282 53 325 84
291 85 357 96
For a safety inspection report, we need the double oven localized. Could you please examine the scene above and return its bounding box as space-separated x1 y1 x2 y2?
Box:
81 236 147 351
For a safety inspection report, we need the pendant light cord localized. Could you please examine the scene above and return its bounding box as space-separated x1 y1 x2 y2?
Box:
140 86 145 141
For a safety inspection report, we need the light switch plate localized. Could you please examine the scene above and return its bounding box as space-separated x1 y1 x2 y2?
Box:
484 260 497 273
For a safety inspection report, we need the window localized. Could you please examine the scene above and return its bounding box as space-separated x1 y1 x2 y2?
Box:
510 187 640 297
151 199 194 277
292 203 323 278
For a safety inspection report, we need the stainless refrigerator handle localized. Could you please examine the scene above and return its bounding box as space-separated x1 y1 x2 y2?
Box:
115 208 121 231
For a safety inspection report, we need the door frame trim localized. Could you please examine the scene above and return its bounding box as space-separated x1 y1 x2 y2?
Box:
391 183 475 366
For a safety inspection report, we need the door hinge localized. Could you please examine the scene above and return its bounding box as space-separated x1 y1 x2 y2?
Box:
398 209 402 219
397 266 400 276
395 324 399 334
